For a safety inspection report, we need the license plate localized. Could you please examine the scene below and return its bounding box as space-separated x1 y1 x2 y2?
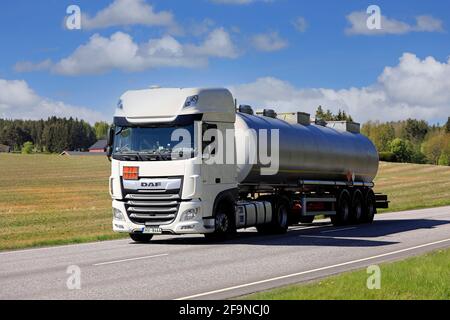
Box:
143 227 163 235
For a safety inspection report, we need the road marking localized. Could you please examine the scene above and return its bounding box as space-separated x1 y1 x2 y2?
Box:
175 238 450 300
93 254 169 266
321 227 357 234
289 226 321 231
0 239 131 256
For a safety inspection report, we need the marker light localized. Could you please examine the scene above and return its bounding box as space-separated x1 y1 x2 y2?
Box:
123 166 139 180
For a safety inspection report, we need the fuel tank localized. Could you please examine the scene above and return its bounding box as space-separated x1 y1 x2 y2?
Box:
234 112 379 185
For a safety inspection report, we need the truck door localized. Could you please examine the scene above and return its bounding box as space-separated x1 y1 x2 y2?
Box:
201 122 237 185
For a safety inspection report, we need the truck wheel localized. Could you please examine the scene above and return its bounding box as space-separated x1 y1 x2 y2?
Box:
273 200 289 233
205 204 236 240
129 233 153 243
331 190 351 226
350 190 364 224
299 216 315 224
362 190 376 223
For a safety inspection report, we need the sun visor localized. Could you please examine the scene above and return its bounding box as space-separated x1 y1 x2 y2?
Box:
115 88 236 124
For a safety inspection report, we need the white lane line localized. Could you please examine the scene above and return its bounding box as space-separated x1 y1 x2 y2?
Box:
175 238 450 300
321 227 357 234
93 254 168 266
290 225 328 231
0 239 131 256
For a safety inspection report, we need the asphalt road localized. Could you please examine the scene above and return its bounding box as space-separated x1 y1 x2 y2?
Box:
1 206 450 300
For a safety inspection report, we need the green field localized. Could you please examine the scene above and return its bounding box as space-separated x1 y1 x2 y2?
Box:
1 154 450 251
0 154 123 251
375 162 450 212
241 248 450 300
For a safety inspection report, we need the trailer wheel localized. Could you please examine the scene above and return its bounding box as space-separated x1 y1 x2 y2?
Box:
129 233 153 243
350 190 364 224
331 189 351 226
362 190 376 223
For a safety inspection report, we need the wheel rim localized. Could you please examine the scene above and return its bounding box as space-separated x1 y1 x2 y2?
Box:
216 212 229 233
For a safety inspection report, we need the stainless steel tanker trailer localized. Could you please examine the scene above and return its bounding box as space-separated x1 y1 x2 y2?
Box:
107 88 389 242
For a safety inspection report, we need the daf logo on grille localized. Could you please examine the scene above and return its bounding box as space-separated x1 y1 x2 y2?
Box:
141 182 162 188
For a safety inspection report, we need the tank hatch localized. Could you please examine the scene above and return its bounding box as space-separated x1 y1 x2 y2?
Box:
326 121 361 134
256 109 278 119
276 112 311 126
238 105 254 115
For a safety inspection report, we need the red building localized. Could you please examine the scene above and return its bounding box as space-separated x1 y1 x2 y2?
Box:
88 140 107 153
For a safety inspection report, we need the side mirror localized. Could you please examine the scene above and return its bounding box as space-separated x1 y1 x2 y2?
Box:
107 126 115 147
106 126 115 160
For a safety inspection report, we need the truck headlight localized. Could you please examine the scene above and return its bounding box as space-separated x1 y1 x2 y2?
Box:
113 208 125 221
181 208 200 221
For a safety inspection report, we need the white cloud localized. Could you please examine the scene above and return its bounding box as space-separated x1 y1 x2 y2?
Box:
14 60 53 73
187 28 239 58
0 79 104 122
81 0 178 31
19 29 239 76
292 17 308 33
346 11 444 35
229 53 450 123
188 18 216 36
251 32 288 52
415 15 445 32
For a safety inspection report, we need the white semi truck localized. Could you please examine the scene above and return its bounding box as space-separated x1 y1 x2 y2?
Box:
107 88 388 243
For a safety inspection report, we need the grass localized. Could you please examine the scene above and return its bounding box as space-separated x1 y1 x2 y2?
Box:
0 154 125 251
1 154 450 251
375 162 450 212
240 248 450 300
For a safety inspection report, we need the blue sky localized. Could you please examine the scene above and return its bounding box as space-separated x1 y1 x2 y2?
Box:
0 0 449 124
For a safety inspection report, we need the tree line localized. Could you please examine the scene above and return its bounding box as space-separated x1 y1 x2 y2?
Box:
314 108 450 166
362 118 450 166
0 117 110 153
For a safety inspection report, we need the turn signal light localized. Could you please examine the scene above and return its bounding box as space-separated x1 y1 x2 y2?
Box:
123 166 139 180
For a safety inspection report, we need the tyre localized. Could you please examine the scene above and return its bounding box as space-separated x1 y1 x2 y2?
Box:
331 189 351 226
299 216 315 224
205 203 236 240
129 233 153 243
362 190 376 223
350 189 364 224
257 197 289 234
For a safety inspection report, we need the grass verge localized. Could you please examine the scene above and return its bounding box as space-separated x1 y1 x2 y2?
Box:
240 248 450 300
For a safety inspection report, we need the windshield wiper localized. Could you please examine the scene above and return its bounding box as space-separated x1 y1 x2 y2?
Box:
113 152 143 161
139 150 172 161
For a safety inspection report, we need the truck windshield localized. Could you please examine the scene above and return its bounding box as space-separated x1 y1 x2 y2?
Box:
112 124 195 161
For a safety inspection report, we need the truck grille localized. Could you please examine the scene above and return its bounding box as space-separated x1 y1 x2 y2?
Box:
124 191 181 225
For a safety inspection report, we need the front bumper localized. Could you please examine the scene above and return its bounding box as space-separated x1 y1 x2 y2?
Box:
112 199 214 235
